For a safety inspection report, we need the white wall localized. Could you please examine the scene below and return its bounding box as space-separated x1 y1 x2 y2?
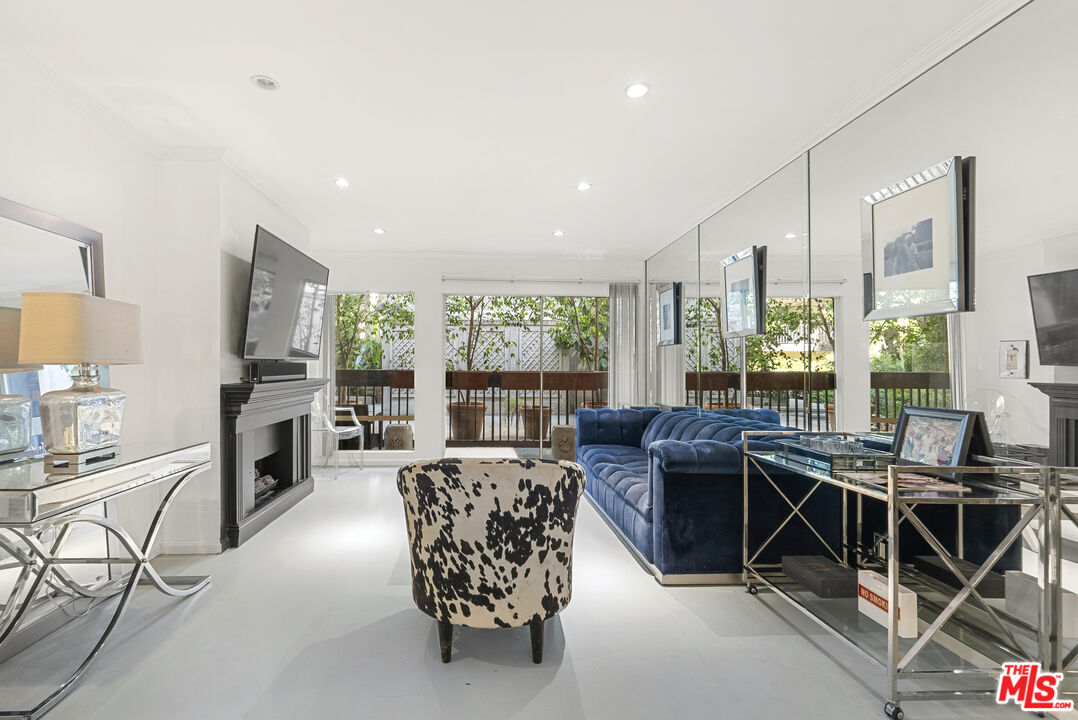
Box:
320 248 643 463
0 48 312 553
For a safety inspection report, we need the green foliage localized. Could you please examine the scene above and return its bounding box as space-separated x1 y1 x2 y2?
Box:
335 293 415 370
444 295 608 371
689 297 835 372
444 295 540 371
545 297 609 370
869 315 949 372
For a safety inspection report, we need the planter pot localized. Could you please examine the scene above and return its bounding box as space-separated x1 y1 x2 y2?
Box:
520 405 552 441
448 402 487 441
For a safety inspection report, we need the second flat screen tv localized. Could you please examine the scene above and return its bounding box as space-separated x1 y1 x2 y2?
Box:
242 226 330 360
1029 268 1078 366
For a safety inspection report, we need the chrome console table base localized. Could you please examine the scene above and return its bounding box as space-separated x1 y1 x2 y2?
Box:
742 430 1070 719
0 463 210 719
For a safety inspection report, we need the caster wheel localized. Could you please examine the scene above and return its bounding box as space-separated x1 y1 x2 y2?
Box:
884 701 903 720
747 584 759 595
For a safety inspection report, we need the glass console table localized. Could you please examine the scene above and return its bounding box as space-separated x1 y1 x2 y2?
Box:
742 430 1075 719
0 442 212 719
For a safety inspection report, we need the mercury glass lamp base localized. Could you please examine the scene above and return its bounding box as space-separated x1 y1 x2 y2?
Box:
0 394 32 454
40 366 126 455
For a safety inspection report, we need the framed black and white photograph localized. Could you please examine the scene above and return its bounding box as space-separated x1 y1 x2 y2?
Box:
861 156 975 320
721 246 767 337
657 282 682 346
999 340 1029 379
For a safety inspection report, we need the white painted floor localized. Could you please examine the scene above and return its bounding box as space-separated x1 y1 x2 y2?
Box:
0 467 1030 719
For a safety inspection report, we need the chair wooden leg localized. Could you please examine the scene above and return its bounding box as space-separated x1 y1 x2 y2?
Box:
438 620 453 663
530 619 544 664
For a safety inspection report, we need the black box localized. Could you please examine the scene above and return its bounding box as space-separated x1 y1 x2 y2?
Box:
913 555 1005 598
782 555 858 598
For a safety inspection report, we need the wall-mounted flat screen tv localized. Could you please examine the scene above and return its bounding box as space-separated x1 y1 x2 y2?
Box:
1028 268 1078 366
242 226 329 360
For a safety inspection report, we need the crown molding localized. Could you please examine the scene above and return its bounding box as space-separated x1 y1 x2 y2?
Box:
0 32 310 232
655 0 1034 260
0 32 163 158
220 157 312 236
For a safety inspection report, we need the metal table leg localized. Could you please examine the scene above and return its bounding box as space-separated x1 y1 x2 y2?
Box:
0 467 210 719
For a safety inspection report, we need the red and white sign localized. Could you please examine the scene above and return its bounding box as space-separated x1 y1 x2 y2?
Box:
997 662 1073 711
856 569 917 638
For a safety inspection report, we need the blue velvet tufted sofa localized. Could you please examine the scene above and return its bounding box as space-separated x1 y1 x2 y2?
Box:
575 407 835 582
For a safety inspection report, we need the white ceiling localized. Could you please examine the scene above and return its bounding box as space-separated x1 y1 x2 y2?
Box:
0 0 1006 259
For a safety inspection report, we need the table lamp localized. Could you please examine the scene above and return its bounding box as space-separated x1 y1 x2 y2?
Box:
0 307 43 454
18 293 142 457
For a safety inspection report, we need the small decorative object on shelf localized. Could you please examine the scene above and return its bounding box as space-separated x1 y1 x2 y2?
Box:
775 433 894 475
18 292 142 462
913 555 1004 598
782 555 857 598
857 569 917 638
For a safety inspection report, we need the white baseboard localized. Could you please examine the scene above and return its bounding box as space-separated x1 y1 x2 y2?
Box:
157 540 224 555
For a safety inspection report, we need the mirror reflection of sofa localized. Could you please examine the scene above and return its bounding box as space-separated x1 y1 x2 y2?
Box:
575 407 842 582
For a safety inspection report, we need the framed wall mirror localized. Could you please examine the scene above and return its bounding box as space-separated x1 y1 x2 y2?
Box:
0 195 104 456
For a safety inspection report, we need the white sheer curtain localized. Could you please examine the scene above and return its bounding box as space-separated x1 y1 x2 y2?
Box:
310 293 337 465
608 283 638 407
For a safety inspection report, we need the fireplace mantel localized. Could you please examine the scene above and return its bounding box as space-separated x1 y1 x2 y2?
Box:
1030 382 1078 466
221 378 327 547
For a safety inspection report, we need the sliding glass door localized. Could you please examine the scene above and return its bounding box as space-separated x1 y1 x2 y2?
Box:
444 293 608 457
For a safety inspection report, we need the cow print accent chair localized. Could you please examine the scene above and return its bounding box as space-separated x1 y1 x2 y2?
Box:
397 458 586 664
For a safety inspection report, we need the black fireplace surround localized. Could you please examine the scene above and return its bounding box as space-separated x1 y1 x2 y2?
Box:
221 379 326 547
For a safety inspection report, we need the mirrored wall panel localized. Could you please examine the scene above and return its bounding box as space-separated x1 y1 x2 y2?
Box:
809 0 1078 447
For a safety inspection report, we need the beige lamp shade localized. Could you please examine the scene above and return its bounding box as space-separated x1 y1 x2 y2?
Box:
18 293 143 365
0 307 44 374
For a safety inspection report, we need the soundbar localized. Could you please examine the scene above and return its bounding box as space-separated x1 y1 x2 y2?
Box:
247 361 307 383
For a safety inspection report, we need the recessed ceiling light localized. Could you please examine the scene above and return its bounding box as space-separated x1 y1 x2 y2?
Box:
373 228 386 234
250 75 279 91
625 82 650 99
783 232 798 239
335 177 350 188
553 230 564 237
577 181 592 191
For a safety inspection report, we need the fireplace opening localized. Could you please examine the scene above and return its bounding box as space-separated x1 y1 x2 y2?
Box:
244 421 296 517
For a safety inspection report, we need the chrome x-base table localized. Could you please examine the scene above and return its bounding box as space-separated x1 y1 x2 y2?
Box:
0 443 212 719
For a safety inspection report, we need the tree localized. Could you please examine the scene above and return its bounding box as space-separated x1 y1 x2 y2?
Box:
870 314 948 372
335 293 415 370
545 297 609 370
444 295 540 372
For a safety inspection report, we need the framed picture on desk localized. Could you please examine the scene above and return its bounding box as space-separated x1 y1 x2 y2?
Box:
892 406 993 467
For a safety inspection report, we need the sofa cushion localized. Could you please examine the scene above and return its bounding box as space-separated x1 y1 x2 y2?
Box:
706 408 782 424
639 411 789 449
577 444 651 520
575 408 660 449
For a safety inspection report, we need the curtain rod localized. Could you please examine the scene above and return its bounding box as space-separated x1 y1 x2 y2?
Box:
440 275 642 284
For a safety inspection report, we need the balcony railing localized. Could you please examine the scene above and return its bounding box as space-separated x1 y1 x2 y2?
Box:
335 368 950 448
685 370 951 431
869 371 951 429
445 370 607 446
335 369 607 448
686 371 836 430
